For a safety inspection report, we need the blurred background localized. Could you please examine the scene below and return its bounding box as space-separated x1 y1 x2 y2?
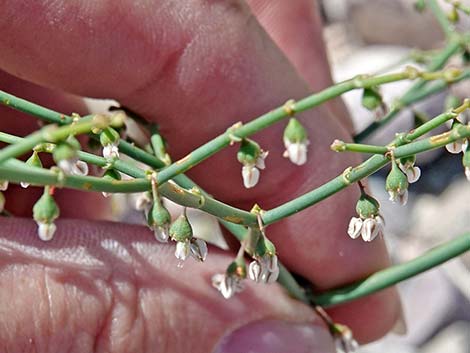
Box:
319 0 470 352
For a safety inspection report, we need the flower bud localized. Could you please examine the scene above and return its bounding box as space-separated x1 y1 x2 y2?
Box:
147 200 171 242
447 7 459 23
386 161 409 205
237 138 262 166
33 188 60 241
169 213 193 243
227 258 247 279
361 87 382 111
283 118 309 165
355 194 380 219
414 0 425 12
100 128 120 159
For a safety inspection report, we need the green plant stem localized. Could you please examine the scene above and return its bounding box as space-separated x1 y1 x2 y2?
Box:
262 110 461 225
428 0 455 38
355 40 464 142
312 232 470 307
331 141 389 154
155 70 455 185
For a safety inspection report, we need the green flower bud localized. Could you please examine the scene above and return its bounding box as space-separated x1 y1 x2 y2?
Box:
100 127 120 146
147 201 171 229
386 161 409 205
227 258 247 279
283 118 308 143
356 194 380 219
398 154 416 168
33 188 60 225
237 138 261 165
255 235 276 257
361 87 382 111
169 213 193 242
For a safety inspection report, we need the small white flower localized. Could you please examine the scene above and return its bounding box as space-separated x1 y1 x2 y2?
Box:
135 192 152 211
190 238 208 262
102 144 120 159
37 222 57 241
347 217 363 239
255 150 268 170
466 167 470 182
175 240 190 261
404 166 421 183
58 159 89 176
242 165 260 188
154 226 169 243
0 180 8 191
212 273 244 299
21 182 30 189
348 215 384 242
361 216 384 242
388 188 408 206
334 327 359 353
248 254 279 283
102 192 111 198
445 139 468 154
283 138 309 166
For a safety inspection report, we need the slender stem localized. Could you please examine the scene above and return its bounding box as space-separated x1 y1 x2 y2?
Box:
312 232 470 307
355 40 464 142
330 140 389 154
428 0 455 38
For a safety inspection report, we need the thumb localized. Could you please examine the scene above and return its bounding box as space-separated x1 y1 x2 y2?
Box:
0 218 336 353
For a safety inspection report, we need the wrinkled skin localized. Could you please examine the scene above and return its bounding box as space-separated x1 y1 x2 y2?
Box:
0 1 400 352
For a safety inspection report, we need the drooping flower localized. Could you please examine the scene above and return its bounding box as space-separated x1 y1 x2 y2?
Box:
100 127 120 160
386 161 409 205
237 138 268 188
32 187 60 241
347 192 385 242
147 198 171 243
212 273 244 299
212 259 246 299
248 253 279 283
398 155 421 183
283 117 309 165
53 136 88 176
169 211 208 265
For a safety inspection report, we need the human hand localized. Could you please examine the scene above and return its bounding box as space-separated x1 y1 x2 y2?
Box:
0 1 401 352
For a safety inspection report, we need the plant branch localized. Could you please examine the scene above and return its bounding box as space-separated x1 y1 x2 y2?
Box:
354 39 465 142
312 232 470 307
428 0 455 38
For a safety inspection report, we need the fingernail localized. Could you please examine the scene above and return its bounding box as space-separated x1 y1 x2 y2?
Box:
391 300 407 335
213 319 336 353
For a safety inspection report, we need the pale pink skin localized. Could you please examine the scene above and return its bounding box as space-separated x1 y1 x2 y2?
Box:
0 1 400 352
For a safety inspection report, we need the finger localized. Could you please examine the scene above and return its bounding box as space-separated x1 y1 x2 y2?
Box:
0 70 112 219
0 0 398 341
0 217 336 353
246 0 353 132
